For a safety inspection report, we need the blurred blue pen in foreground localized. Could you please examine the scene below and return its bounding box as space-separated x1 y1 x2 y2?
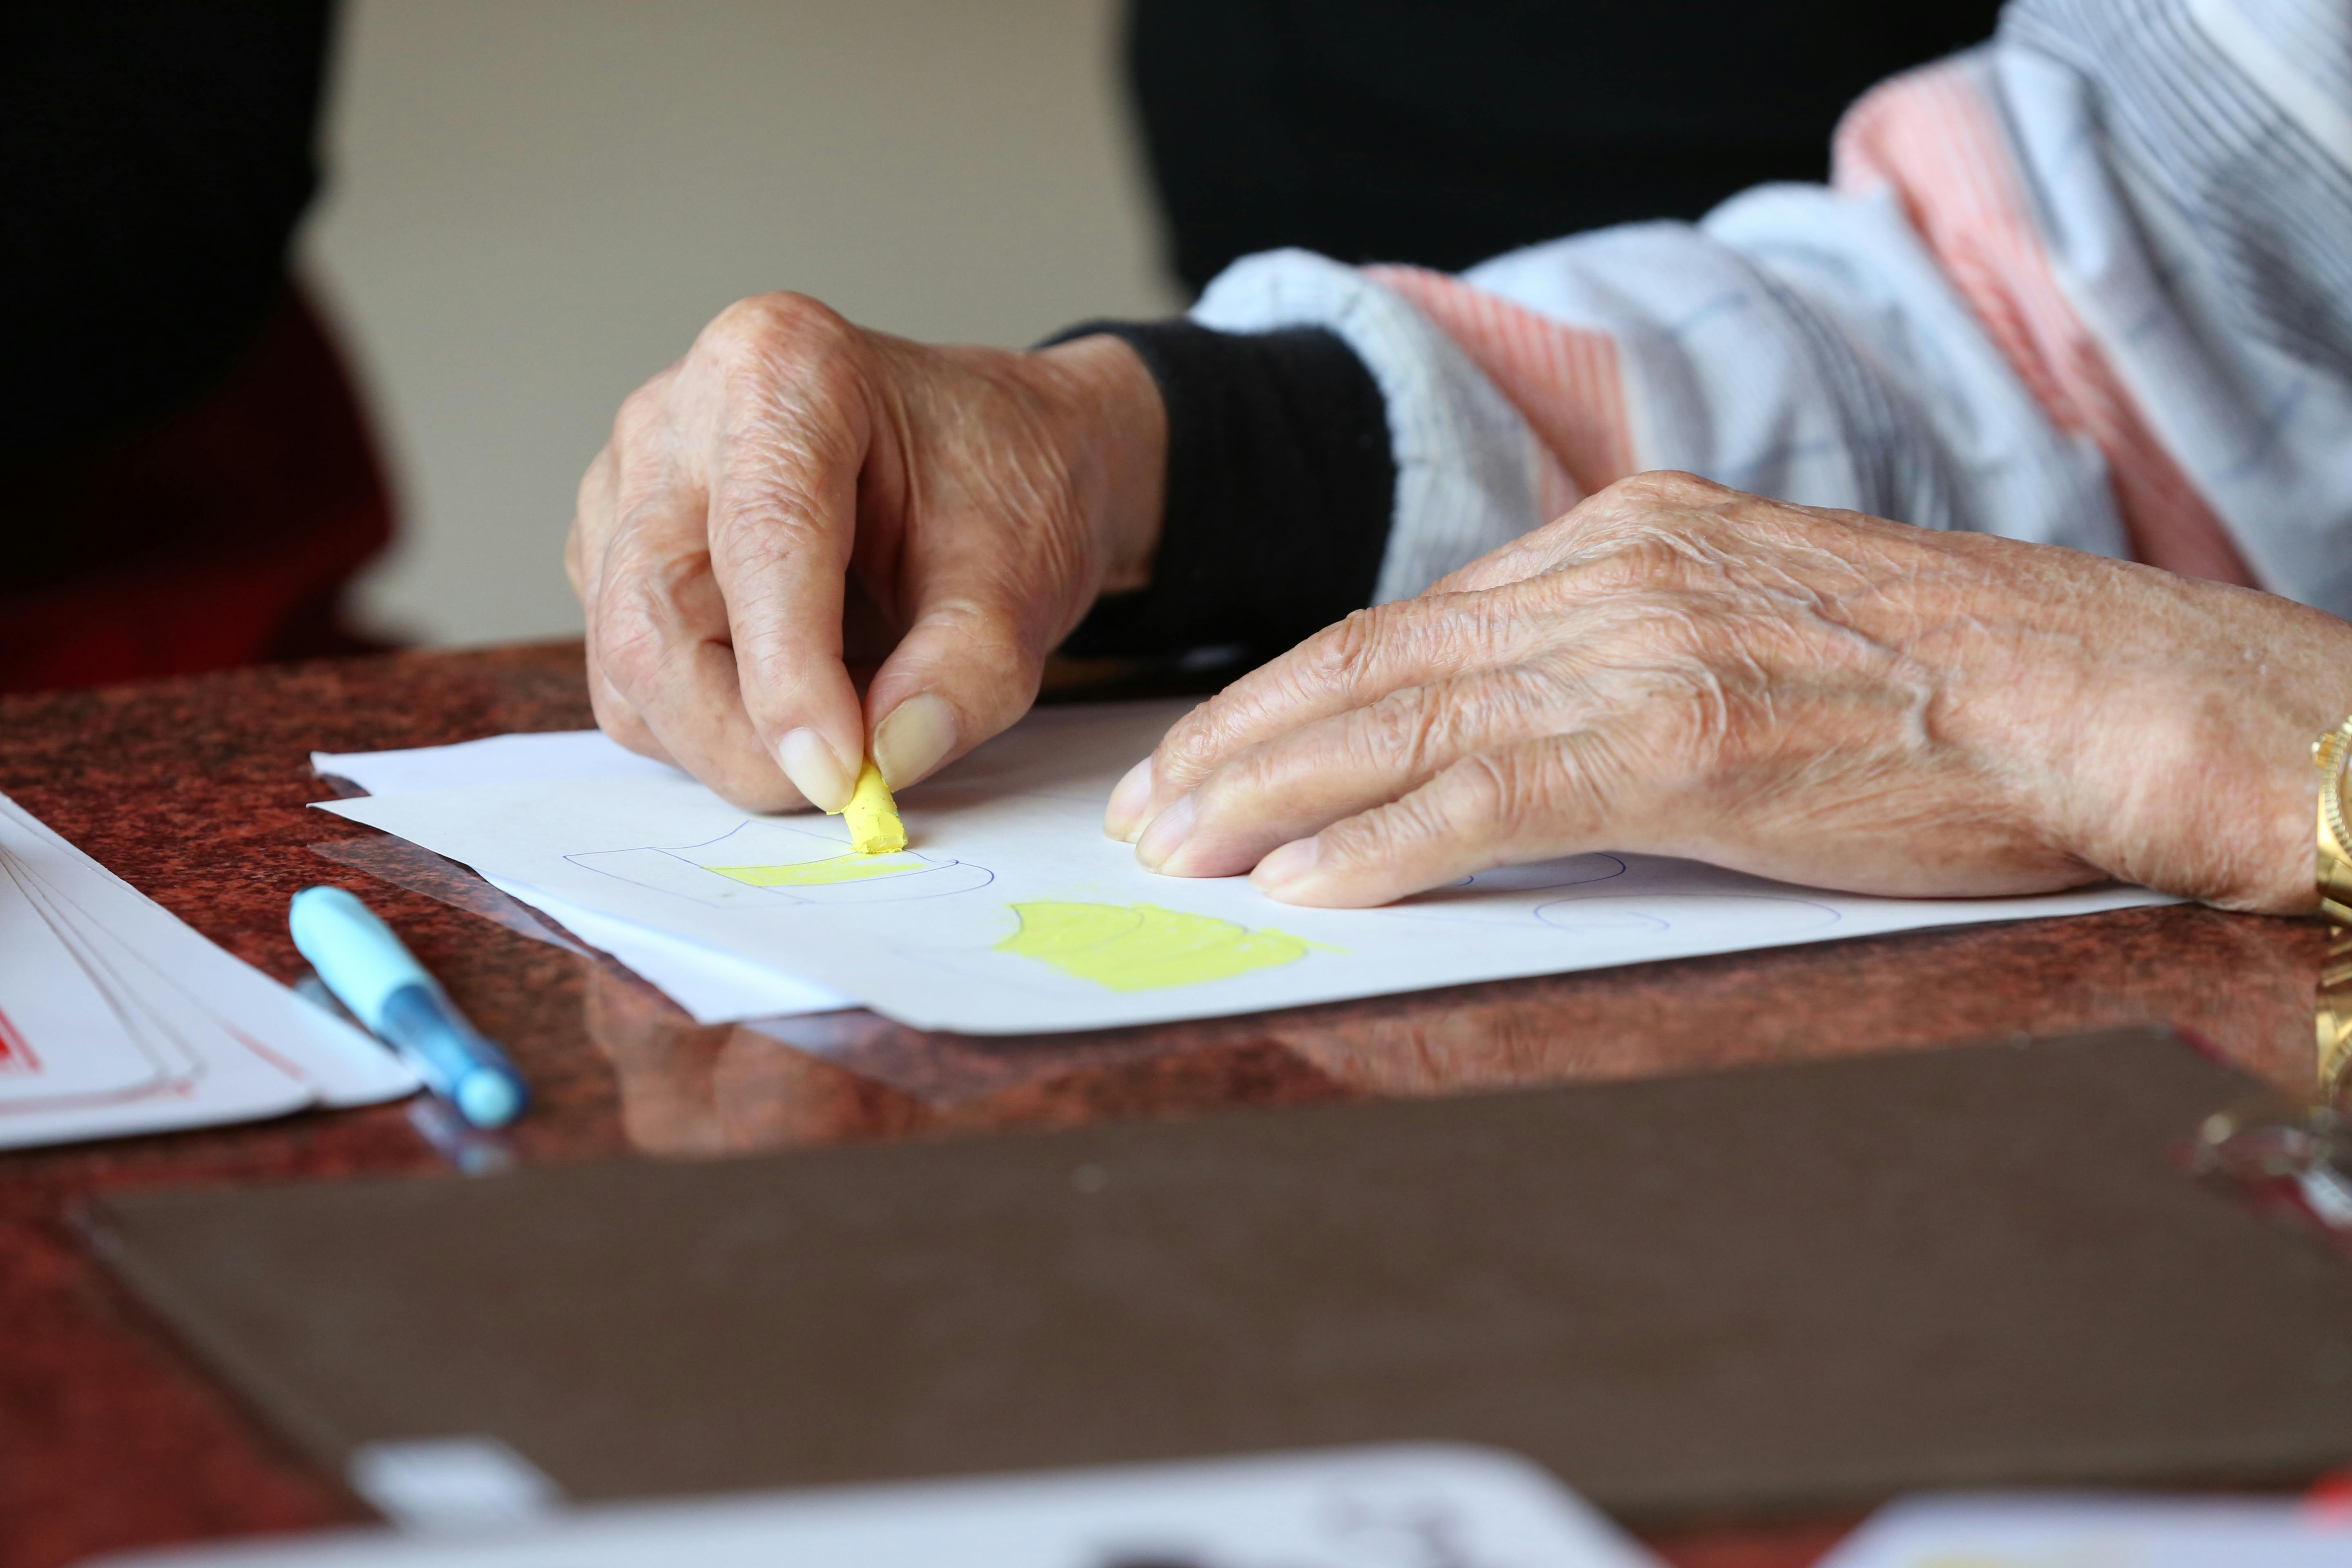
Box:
289 885 528 1128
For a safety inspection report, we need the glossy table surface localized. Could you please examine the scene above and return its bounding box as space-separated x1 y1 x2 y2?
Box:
0 642 2333 1568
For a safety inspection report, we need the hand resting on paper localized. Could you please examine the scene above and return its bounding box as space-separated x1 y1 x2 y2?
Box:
1106 472 2352 914
566 294 1165 813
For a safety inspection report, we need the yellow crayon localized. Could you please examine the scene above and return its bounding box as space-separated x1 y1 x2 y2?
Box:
840 759 906 855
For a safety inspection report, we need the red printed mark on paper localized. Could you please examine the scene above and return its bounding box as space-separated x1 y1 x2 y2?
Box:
0 1004 39 1074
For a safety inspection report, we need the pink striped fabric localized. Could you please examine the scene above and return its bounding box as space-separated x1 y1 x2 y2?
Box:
1832 60 2256 586
1368 263 1637 521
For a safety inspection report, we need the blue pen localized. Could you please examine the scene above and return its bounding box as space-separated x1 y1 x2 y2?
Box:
289 885 528 1129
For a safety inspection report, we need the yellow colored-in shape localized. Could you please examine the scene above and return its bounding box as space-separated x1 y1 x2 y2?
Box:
708 854 914 887
840 760 906 855
995 901 1321 992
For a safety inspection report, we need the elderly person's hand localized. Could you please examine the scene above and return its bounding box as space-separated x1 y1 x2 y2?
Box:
1108 472 2352 913
567 294 1164 812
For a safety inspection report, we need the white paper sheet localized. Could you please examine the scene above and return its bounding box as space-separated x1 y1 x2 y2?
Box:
312 730 678 796
83 1444 1659 1568
0 796 415 1106
480 874 851 1022
321 701 2174 1036
1818 1492 2352 1567
0 792 415 1150
0 850 314 1147
314 733 852 1023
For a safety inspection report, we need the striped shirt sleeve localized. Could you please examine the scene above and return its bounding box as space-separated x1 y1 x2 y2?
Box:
1189 0 2352 622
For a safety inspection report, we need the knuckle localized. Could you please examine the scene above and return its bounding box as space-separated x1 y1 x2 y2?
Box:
1549 470 1742 561
1444 750 1521 828
586 672 659 755
1374 782 1469 863
1299 600 1443 693
703 291 844 359
616 533 719 612
712 294 798 343
595 565 713 696
1152 701 1231 788
1316 802 1403 871
707 480 825 562
1440 743 1579 841
1606 469 1730 509
1358 684 1452 773
595 618 666 699
612 370 675 446
1308 606 1390 688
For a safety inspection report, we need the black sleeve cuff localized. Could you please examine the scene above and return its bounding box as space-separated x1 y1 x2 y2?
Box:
1042 319 1396 662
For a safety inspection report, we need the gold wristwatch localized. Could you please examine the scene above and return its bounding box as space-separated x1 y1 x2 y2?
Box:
2315 717 2352 1099
2319 716 2352 925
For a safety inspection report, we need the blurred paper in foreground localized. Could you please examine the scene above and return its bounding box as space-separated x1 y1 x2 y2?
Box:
81 1444 1659 1567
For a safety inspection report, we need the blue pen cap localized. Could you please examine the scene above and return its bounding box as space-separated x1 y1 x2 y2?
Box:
289 885 430 1032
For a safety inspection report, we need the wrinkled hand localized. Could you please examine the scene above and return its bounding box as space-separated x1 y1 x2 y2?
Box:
568 297 1163 811
1106 472 2352 913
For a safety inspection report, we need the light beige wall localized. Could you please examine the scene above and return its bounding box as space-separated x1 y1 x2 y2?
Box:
303 0 1179 648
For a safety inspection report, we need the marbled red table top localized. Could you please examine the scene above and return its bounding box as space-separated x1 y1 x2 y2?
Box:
0 643 2329 1568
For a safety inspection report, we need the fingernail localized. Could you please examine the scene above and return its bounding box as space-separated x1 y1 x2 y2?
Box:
777 727 855 813
1251 836 1320 895
872 693 957 788
1104 757 1154 841
1134 793 1195 872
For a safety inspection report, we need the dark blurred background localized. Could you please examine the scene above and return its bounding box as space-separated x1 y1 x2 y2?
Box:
1 0 1997 691
1132 0 2001 292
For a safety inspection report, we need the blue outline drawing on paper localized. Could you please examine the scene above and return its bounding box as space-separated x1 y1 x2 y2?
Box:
568 820 993 908
1533 892 1840 935
1388 853 1628 925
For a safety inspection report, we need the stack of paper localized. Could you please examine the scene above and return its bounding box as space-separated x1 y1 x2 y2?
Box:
0 794 416 1150
315 702 2174 1037
82 1443 1662 1566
